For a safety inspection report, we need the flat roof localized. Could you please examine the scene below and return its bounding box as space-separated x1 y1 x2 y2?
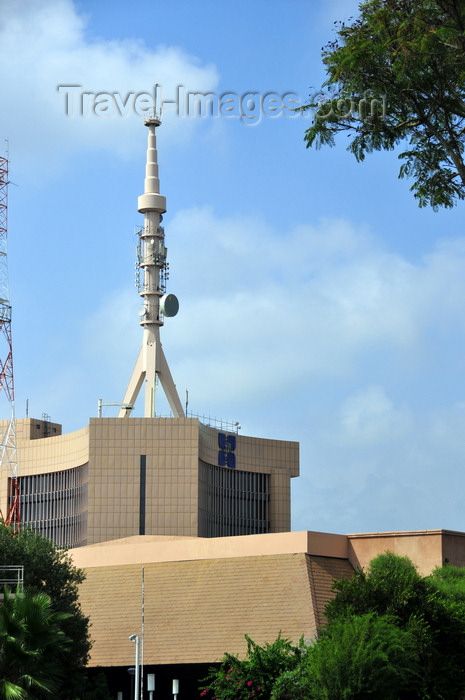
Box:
70 530 349 569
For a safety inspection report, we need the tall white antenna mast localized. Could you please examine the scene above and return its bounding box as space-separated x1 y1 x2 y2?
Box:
119 111 184 418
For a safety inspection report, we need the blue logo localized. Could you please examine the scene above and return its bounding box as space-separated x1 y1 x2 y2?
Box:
218 433 236 468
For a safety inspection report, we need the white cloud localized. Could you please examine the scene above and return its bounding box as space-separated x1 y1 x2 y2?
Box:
0 0 219 171
293 395 465 534
81 286 139 371
163 208 465 410
18 200 465 444
339 385 412 445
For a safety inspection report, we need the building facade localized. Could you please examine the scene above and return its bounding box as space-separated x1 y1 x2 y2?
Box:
70 528 465 698
0 416 299 547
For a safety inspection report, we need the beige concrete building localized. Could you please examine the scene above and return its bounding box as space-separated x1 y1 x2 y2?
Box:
69 527 465 697
0 415 299 548
2 414 465 698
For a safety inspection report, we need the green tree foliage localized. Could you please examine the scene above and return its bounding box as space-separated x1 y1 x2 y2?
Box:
429 561 465 601
199 634 307 700
199 555 465 699
269 658 313 700
306 614 419 699
326 552 465 698
304 0 465 209
0 525 91 699
81 671 113 700
270 614 420 700
326 551 428 623
201 617 420 700
0 586 71 700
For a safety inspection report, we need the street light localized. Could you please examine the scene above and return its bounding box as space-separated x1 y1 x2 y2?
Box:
172 678 179 699
129 634 140 700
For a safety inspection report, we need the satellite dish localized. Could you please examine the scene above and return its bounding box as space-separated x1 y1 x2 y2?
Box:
138 306 147 317
160 293 179 317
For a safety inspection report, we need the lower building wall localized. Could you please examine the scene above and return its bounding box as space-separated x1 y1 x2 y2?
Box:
70 529 465 675
73 546 352 668
347 529 465 576
442 531 465 568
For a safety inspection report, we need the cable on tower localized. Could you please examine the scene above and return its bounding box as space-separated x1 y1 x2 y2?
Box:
0 156 19 532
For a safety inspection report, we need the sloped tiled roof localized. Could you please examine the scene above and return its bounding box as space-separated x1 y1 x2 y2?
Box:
79 552 353 667
307 555 354 631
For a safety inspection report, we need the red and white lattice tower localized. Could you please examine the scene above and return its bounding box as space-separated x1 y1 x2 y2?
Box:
0 156 19 531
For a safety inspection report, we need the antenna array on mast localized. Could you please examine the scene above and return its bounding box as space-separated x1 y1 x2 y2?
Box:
0 156 19 531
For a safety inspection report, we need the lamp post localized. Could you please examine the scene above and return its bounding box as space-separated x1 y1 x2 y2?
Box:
129 634 140 700
172 678 179 699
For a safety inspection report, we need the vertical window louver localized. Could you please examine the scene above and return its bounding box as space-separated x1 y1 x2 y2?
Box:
199 461 270 537
15 464 88 548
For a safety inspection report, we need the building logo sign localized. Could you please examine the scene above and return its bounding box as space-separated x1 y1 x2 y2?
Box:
218 433 236 468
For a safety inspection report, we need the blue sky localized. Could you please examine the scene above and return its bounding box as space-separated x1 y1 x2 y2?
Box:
1 0 465 535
